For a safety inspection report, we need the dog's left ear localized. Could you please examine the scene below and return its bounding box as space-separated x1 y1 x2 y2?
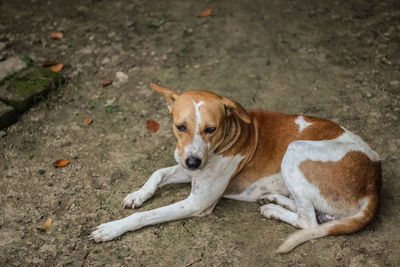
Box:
150 82 179 113
221 97 251 124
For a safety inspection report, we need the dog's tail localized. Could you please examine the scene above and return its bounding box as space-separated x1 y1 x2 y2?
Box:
276 194 379 253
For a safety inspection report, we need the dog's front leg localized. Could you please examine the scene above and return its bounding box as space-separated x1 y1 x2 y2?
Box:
122 165 190 209
90 169 230 242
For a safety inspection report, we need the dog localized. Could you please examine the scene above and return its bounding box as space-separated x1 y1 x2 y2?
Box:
90 82 381 253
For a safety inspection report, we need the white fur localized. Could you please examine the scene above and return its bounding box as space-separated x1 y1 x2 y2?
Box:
184 101 206 160
260 128 380 231
193 101 204 133
91 90 380 253
276 196 372 253
261 194 296 211
295 115 312 132
90 153 244 242
121 164 191 209
223 173 289 201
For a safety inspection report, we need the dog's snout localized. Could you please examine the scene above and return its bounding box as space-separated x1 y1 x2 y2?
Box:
185 156 202 170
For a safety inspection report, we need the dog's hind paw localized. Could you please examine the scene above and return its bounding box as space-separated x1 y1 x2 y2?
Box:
90 220 125 242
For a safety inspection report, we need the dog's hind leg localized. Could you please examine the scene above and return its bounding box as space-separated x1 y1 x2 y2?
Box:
122 165 190 209
260 202 318 229
259 194 297 212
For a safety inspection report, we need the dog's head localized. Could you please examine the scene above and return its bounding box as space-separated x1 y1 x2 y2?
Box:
150 82 251 171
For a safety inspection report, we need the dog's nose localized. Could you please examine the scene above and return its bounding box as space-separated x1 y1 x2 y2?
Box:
185 156 202 170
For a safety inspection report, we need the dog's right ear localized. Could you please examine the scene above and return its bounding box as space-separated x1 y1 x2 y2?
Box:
150 82 179 113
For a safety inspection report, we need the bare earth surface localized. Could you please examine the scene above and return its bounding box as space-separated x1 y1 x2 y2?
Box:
1 0 400 266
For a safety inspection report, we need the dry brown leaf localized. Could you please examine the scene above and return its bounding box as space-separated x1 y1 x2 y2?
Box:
37 217 53 231
83 118 93 126
100 80 112 87
197 9 213 18
50 31 63 39
49 63 64 72
53 159 70 168
146 119 160 133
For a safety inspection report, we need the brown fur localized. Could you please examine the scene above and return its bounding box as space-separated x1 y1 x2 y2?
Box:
300 151 382 233
150 83 382 251
225 110 344 194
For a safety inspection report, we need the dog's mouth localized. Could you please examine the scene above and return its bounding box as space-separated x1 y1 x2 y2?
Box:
182 164 203 171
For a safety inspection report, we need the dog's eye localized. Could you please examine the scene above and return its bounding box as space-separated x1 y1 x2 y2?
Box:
205 127 216 134
176 125 187 132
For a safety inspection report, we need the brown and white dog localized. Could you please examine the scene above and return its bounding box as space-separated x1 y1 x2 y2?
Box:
90 83 382 253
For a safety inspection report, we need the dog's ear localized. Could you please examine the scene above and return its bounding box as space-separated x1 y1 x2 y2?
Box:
150 82 179 113
221 97 251 124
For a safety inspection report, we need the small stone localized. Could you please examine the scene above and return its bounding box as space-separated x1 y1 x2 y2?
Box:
79 46 93 54
38 169 46 175
101 57 110 65
0 57 27 80
115 71 128 84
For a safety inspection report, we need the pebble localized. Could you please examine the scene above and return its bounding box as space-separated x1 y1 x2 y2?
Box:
115 71 128 84
102 57 110 65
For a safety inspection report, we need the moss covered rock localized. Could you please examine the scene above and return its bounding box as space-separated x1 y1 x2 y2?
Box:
0 67 63 113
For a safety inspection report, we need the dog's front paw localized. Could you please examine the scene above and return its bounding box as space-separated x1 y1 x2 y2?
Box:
121 190 150 209
90 220 125 242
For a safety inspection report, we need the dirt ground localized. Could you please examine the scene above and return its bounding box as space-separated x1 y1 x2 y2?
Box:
1 0 399 266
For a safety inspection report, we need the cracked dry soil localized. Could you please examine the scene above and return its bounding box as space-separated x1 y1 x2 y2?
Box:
1 0 400 266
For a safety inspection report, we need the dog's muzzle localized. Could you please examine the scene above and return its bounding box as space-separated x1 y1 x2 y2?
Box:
185 156 202 170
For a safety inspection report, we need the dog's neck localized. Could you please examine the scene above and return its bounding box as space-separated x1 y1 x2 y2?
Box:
215 113 258 176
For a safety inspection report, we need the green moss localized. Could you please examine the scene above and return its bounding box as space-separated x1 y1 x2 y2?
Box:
9 78 49 97
0 67 63 112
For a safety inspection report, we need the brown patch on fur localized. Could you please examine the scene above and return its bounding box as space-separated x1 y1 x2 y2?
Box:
300 151 381 234
226 111 345 194
300 151 381 209
300 116 345 140
328 194 380 236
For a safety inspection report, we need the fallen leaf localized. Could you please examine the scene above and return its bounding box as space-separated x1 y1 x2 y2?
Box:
146 120 160 133
50 31 63 39
100 80 112 87
53 159 70 168
37 217 53 231
49 63 64 72
197 9 213 18
83 118 93 126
